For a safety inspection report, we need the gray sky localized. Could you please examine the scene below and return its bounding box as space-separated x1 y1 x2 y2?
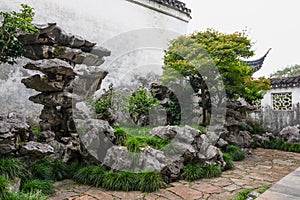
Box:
183 0 300 78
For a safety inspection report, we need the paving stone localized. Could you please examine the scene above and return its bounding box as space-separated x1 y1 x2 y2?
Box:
167 185 203 200
191 183 224 194
207 192 232 200
108 191 145 200
85 188 113 200
152 189 183 200
223 184 241 192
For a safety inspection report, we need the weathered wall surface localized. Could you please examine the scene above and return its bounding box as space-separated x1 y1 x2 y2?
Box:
0 0 189 121
250 104 300 133
261 87 300 107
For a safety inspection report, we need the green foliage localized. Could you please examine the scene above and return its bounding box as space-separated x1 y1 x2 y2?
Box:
113 127 128 146
125 136 170 153
222 153 235 170
31 158 77 181
126 137 142 153
232 188 253 200
0 175 9 199
246 120 265 135
120 126 152 137
270 64 300 78
202 164 222 178
31 159 54 181
126 87 158 125
138 171 162 193
223 145 245 161
52 160 69 181
0 4 38 64
256 185 271 194
162 29 270 124
102 171 139 191
183 163 204 181
74 166 162 192
262 140 300 153
31 127 40 137
74 166 106 187
5 190 48 200
22 180 55 195
0 158 26 180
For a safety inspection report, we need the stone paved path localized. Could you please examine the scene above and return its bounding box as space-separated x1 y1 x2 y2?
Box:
257 167 300 200
49 148 300 200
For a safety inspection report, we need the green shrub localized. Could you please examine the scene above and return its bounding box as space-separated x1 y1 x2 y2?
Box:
222 153 235 170
126 137 142 153
102 171 139 191
126 87 159 125
125 136 170 153
121 126 152 137
74 166 106 187
5 190 48 200
31 159 54 181
22 180 55 195
113 127 128 146
0 158 26 179
202 164 222 178
223 145 245 161
138 171 162 193
66 161 82 179
257 185 271 194
233 188 253 200
262 140 300 153
183 163 204 181
247 120 265 135
0 175 9 199
52 160 68 181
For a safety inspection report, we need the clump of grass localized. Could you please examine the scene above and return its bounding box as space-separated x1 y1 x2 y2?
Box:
233 188 253 200
222 153 235 170
257 185 271 194
138 171 162 193
0 175 9 199
113 127 128 146
102 171 139 191
263 140 300 153
183 163 204 181
32 158 79 181
120 126 152 137
5 190 48 200
223 145 245 161
125 136 170 153
74 166 105 187
126 137 142 153
22 180 55 195
31 158 54 181
0 158 27 179
52 160 68 181
202 164 222 178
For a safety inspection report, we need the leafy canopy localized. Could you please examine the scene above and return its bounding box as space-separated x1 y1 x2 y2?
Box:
163 29 270 104
0 4 38 64
270 64 300 78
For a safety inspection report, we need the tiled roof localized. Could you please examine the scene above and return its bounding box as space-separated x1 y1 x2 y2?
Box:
270 76 300 88
152 0 191 17
245 48 271 72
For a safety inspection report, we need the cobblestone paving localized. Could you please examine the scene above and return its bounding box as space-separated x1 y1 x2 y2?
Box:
49 148 300 200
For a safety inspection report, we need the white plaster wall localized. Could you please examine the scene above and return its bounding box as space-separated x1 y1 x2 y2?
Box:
261 87 300 108
0 0 189 121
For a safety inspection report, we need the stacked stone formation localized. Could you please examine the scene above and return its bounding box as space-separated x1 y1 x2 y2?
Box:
20 23 110 139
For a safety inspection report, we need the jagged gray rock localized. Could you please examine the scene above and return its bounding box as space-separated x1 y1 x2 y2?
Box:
20 141 54 156
280 126 300 143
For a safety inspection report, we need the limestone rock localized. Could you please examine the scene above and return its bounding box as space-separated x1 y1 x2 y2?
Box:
24 59 76 77
22 74 65 92
280 126 300 143
29 92 72 107
20 141 54 156
149 125 180 139
227 131 254 148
